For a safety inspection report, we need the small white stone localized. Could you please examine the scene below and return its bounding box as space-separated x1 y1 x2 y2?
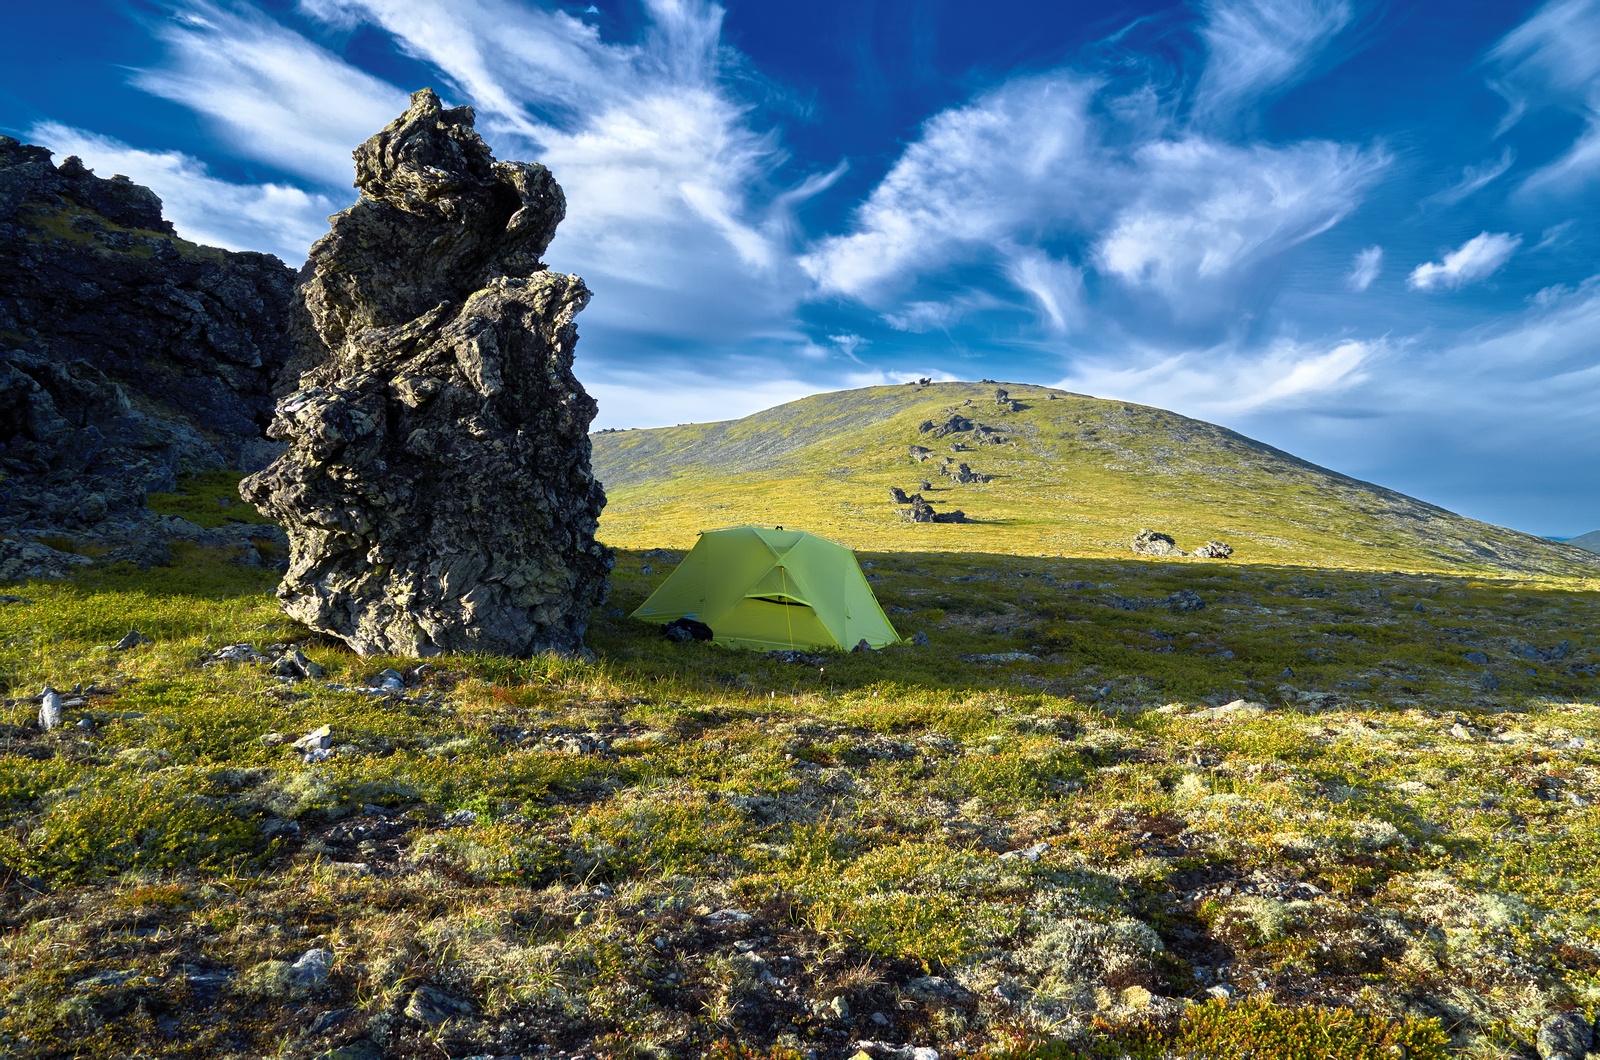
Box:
38 688 62 730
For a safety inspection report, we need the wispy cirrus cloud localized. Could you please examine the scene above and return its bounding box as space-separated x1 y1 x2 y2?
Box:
802 72 1388 337
1487 0 1600 192
1059 336 1380 418
1093 137 1387 305
1422 147 1516 206
1191 0 1355 125
1346 245 1382 291
27 121 337 262
133 1 408 186
799 74 1104 301
1407 231 1521 291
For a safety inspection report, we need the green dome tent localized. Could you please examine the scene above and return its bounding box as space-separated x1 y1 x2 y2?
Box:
631 526 902 651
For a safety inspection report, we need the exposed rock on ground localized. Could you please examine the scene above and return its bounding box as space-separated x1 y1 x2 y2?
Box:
945 462 993 485
242 89 612 658
898 495 969 524
1193 540 1233 559
1132 529 1185 557
0 137 297 558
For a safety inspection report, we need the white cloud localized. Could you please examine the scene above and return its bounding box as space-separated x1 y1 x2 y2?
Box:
1346 245 1382 291
802 73 1386 333
1519 116 1600 193
1004 247 1086 334
1192 0 1354 124
1489 0 1600 112
1407 231 1522 291
585 370 825 430
133 2 409 187
1487 0 1600 191
1094 138 1387 303
290 0 822 350
27 121 338 263
800 74 1103 299
1059 337 1378 418
1423 147 1515 206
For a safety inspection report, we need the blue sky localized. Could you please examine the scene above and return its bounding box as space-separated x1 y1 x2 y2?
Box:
4 0 1600 536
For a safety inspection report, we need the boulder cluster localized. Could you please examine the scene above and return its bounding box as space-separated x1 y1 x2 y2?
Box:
0 136 297 571
241 89 612 658
888 487 968 523
1131 529 1233 559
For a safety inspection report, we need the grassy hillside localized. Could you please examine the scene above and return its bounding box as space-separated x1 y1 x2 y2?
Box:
592 382 1600 579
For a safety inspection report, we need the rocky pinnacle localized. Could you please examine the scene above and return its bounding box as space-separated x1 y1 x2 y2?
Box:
242 89 612 657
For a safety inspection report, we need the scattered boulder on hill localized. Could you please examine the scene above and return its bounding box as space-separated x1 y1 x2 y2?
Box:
1132 529 1185 557
888 487 910 504
973 423 1008 445
241 89 612 657
908 445 934 462
1193 540 1233 559
925 414 974 438
897 495 969 524
0 136 297 559
944 462 992 485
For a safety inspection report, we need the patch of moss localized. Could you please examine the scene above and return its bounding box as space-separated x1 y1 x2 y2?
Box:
146 470 277 529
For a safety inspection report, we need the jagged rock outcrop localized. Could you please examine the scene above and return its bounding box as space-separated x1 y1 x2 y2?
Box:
1193 540 1233 559
0 137 297 554
241 89 612 657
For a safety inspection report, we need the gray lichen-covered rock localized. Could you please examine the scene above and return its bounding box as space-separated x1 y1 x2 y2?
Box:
0 136 296 547
1131 528 1185 557
1536 1011 1592 1060
242 89 611 658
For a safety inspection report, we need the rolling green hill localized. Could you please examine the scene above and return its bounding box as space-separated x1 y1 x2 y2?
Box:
592 381 1600 579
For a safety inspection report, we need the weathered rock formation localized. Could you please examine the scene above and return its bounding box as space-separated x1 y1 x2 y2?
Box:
944 462 992 485
898 495 969 524
241 89 612 657
1193 540 1233 559
1131 529 1185 557
0 137 297 558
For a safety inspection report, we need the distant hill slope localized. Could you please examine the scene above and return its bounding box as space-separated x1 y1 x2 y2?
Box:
590 381 1600 577
1570 530 1600 554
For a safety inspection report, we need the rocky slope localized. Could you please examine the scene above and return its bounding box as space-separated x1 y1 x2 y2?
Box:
0 136 297 572
1569 530 1600 554
242 89 612 658
591 381 1600 578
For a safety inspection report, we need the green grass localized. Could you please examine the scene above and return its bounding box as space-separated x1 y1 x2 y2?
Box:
0 544 1596 1058
146 470 277 529
592 382 1600 579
